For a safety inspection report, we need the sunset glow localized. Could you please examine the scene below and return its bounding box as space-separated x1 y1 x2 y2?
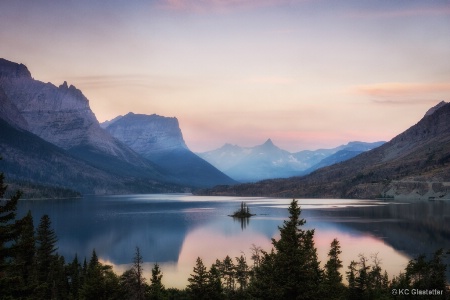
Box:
1 0 449 151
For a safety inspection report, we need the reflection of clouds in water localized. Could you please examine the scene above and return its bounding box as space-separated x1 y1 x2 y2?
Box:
314 229 410 283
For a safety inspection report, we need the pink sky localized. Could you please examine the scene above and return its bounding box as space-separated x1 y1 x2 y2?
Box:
1 0 449 152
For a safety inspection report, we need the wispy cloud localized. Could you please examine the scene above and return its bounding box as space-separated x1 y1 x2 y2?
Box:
346 4 450 19
66 74 199 91
351 82 450 104
157 0 296 13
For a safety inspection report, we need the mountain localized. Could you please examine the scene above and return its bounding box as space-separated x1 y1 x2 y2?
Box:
0 118 180 196
302 141 385 173
102 113 236 188
198 139 384 182
0 58 187 195
197 102 450 199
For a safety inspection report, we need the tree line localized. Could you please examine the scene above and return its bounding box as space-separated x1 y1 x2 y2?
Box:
1 167 449 299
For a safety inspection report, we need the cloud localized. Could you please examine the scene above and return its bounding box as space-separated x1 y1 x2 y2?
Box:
346 4 450 19
351 82 450 104
157 0 296 13
66 74 199 92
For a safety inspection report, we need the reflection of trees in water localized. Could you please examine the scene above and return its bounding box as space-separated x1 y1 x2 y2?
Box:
233 217 250 230
309 200 450 280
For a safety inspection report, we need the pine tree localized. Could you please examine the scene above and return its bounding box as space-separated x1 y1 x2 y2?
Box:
81 249 121 299
35 214 60 298
322 238 344 299
207 263 224 300
187 257 209 300
271 199 322 299
0 166 23 295
67 255 82 300
346 260 358 300
133 246 145 300
149 263 165 300
221 255 235 293
235 254 250 292
12 210 37 297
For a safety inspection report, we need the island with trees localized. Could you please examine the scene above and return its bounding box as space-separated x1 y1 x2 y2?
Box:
229 201 255 218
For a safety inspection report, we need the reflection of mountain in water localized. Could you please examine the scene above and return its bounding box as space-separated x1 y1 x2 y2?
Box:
17 198 197 264
308 200 450 278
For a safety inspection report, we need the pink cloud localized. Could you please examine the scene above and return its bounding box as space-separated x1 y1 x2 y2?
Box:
351 82 450 104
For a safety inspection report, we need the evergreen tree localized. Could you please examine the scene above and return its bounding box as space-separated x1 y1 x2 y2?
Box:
235 254 250 292
207 263 224 300
80 249 122 300
251 199 322 299
35 214 59 298
322 238 344 299
221 255 236 293
149 263 165 300
0 166 22 295
67 255 82 300
12 210 37 297
187 257 209 300
133 246 145 300
346 260 358 300
405 249 448 295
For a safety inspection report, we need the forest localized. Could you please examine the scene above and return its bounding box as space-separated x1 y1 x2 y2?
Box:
1 168 449 300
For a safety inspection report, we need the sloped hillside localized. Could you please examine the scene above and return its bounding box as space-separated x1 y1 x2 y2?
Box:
198 102 450 199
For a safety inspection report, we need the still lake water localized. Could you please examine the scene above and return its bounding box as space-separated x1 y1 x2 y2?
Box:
17 195 450 288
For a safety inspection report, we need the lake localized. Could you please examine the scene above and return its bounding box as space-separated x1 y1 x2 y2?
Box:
17 195 450 288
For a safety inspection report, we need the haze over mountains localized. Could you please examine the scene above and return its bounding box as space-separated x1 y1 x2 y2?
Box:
101 113 235 188
198 139 384 182
1 58 448 199
0 58 234 196
198 101 450 200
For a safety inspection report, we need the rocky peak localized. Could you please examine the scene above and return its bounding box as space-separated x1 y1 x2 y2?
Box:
0 58 32 79
0 58 141 163
104 113 188 157
424 101 448 117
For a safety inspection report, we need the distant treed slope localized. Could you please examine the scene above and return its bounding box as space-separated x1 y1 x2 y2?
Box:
198 102 450 199
103 113 236 188
0 119 181 195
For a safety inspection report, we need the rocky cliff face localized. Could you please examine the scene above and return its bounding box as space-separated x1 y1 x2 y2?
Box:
104 113 236 188
0 58 147 166
103 113 188 157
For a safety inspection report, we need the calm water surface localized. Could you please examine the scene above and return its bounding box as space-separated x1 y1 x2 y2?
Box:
17 195 450 288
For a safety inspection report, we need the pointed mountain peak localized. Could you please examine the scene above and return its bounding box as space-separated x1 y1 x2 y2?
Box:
263 138 274 146
424 101 448 117
59 81 69 89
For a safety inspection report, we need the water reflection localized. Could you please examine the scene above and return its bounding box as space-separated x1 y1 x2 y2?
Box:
232 217 250 230
16 196 450 288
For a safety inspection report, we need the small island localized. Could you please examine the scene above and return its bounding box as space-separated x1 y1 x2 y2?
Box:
229 201 255 218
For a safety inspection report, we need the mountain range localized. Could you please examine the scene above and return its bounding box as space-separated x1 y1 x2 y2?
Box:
0 58 234 196
198 139 384 182
197 101 450 200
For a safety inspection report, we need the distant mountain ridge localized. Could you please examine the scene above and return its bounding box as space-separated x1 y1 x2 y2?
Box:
197 102 450 199
198 139 384 182
102 113 236 188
